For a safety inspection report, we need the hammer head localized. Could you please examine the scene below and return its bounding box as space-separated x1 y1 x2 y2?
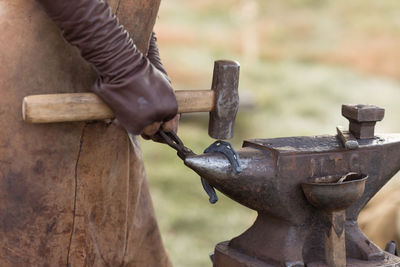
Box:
209 60 240 140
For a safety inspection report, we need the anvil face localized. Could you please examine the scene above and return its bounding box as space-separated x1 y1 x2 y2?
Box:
185 134 400 266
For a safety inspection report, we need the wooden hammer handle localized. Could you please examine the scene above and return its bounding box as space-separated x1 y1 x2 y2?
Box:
23 90 214 123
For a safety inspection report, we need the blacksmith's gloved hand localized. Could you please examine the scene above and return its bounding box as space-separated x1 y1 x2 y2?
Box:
35 0 178 137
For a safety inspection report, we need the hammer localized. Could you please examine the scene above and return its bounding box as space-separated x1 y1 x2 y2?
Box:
22 60 240 140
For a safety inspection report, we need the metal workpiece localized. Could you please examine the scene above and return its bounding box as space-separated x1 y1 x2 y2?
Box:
342 104 385 139
185 130 400 266
209 60 240 140
200 140 243 204
203 140 242 174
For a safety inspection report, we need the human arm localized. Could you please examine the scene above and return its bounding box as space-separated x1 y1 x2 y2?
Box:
35 0 178 135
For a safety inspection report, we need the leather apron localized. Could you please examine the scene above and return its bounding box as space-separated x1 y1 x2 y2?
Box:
0 1 171 266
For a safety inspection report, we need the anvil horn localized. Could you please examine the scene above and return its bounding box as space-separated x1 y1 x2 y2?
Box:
184 147 277 212
184 153 233 181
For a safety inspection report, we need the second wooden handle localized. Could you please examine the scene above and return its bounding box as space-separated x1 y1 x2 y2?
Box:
23 90 214 123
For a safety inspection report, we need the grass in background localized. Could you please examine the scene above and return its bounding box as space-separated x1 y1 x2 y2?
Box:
142 1 400 266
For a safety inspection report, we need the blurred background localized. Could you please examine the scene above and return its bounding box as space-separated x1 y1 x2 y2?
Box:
141 0 400 266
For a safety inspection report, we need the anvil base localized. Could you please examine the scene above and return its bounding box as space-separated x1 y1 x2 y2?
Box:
214 242 400 267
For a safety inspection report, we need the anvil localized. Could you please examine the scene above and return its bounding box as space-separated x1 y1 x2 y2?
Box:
185 105 400 266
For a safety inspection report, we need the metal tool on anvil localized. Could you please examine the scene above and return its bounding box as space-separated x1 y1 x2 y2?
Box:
184 104 400 267
22 59 243 202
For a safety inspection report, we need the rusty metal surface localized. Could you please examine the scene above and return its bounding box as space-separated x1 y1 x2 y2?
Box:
208 60 240 140
186 120 400 266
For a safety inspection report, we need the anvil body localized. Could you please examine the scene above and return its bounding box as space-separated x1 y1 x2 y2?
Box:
185 134 400 266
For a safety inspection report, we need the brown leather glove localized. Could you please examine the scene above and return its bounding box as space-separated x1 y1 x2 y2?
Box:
36 0 178 135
